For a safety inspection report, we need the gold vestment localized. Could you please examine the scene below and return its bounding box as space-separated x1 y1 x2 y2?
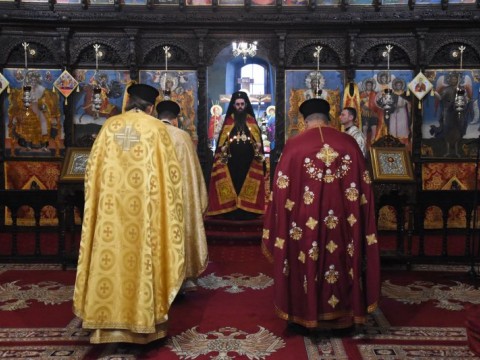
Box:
164 124 208 280
73 110 185 344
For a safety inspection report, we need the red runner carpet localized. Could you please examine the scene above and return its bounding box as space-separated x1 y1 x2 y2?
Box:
1 244 480 359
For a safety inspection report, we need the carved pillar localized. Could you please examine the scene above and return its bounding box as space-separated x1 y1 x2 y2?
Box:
124 28 139 81
346 30 358 82
194 29 211 184
271 31 286 183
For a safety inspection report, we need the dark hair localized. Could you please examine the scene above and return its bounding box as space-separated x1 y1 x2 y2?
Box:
157 110 177 120
124 95 152 112
344 107 357 120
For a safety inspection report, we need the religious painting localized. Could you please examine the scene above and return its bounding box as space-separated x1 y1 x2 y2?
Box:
154 0 179 3
449 0 475 3
251 0 275 4
348 0 373 4
185 0 212 4
69 69 130 147
382 0 407 4
2 68 64 158
139 70 198 144
0 72 9 95
60 147 90 182
370 147 414 182
283 0 308 5
89 0 114 3
415 0 440 3
285 70 345 139
53 70 78 102
408 71 433 102
55 0 81 3
124 0 147 4
218 0 243 4
420 69 480 159
354 70 414 150
316 0 341 4
4 161 61 226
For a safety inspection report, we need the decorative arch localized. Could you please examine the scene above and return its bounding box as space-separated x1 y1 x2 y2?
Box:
5 41 59 67
71 40 126 67
359 41 414 67
142 42 195 67
287 40 344 67
426 39 480 67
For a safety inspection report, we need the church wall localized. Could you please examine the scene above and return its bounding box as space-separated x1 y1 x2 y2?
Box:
0 1 480 232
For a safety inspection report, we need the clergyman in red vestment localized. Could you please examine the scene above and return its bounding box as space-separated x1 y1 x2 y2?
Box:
262 97 380 333
207 91 265 220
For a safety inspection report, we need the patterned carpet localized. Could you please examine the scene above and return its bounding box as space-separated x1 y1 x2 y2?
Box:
1 247 480 359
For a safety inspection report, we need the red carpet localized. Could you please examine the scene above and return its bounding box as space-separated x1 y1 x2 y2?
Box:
1 245 480 359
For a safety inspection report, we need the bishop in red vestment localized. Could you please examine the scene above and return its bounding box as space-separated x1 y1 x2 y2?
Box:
262 98 380 331
207 91 265 220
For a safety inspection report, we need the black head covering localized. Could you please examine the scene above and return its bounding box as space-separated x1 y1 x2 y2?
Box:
127 84 159 105
226 91 256 118
299 98 331 120
156 100 180 117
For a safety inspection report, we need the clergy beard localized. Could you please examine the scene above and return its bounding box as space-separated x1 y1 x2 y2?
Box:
233 109 247 126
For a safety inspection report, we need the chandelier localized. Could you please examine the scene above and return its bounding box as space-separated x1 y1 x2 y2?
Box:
91 44 104 116
378 44 395 120
232 41 258 63
313 46 323 98
453 45 467 114
22 42 32 114
162 46 172 99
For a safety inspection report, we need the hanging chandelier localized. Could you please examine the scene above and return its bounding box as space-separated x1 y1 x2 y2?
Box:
313 45 323 98
162 46 172 99
453 45 467 114
379 44 395 120
91 44 103 116
232 41 258 63
22 42 32 114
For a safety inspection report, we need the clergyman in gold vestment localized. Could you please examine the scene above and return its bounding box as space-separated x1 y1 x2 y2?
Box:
156 100 208 291
73 84 185 344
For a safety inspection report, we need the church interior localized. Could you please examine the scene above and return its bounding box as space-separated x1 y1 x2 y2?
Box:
1 1 480 358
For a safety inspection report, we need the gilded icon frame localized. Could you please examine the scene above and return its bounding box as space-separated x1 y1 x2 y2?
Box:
60 147 90 182
369 147 414 182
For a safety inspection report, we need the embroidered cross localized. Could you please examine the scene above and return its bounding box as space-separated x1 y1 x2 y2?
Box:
114 125 140 151
317 144 338 167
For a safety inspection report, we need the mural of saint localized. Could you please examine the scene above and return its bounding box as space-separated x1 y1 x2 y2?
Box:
5 69 63 157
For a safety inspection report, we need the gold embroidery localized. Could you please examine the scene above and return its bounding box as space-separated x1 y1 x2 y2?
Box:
114 125 140 151
326 240 338 254
360 194 368 205
347 240 354 257
317 144 338 166
308 241 319 261
306 217 318 230
289 222 303 241
275 237 285 249
345 182 359 202
241 176 260 204
298 251 306 263
324 210 339 229
349 268 354 278
347 214 357 226
303 151 352 184
325 264 339 284
366 233 378 245
328 295 339 308
303 186 315 205
283 259 290 276
303 275 308 294
285 199 295 211
363 170 372 184
262 228 269 240
276 171 289 189
216 178 236 205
